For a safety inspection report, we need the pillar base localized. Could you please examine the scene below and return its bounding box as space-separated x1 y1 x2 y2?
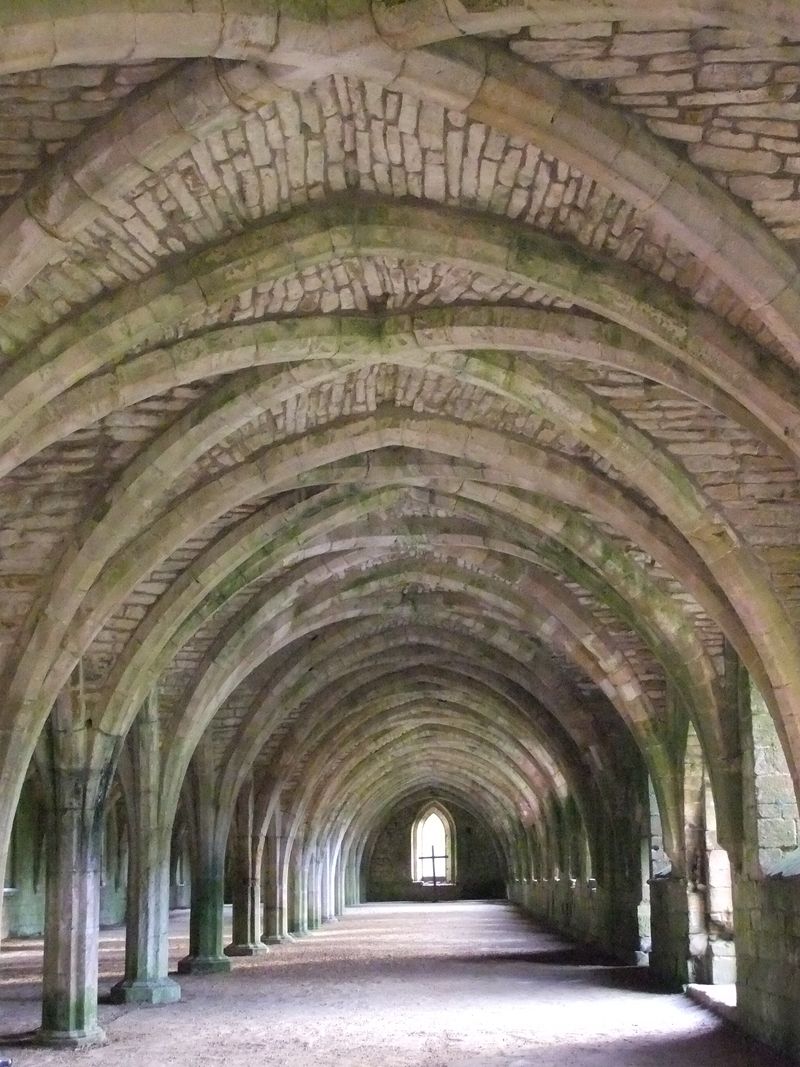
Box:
224 942 268 957
37 1025 107 1049
177 954 231 975
109 977 181 1005
261 933 292 945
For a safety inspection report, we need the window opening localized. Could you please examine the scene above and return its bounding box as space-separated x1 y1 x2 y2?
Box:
411 803 455 884
419 812 447 884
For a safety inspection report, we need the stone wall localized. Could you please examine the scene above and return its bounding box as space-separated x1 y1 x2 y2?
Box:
510 22 800 243
735 874 800 1057
366 800 504 901
743 681 800 872
732 670 800 1056
510 876 642 963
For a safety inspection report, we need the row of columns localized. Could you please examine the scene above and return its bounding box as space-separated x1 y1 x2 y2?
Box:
32 742 359 1047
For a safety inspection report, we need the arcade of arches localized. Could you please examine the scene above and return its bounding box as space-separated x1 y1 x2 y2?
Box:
4 0 800 1060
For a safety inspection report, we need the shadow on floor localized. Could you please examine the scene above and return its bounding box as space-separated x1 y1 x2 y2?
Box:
0 1029 39 1049
520 1027 792 1067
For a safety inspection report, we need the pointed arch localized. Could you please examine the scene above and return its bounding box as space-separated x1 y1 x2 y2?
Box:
411 802 456 885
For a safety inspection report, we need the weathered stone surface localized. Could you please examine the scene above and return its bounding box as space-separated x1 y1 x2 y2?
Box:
503 20 800 254
0 61 177 211
689 143 781 172
0 8 799 1064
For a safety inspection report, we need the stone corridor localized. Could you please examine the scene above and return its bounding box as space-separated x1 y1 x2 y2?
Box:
0 902 790 1067
6 2 800 1061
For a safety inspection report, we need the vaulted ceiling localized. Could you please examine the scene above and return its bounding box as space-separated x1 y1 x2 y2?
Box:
2 1 800 870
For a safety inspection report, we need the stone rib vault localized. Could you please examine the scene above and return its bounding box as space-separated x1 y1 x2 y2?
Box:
2 1 800 1058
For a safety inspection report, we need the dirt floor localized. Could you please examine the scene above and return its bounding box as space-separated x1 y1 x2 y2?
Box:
0 900 793 1066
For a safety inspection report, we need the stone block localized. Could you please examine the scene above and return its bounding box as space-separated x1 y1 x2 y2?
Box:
647 119 703 142
705 46 800 63
390 38 485 112
53 12 139 67
707 851 733 883
0 22 56 75
688 143 781 173
613 73 694 94
130 12 223 63
756 773 799 803
649 52 698 72
711 953 737 984
759 136 800 154
0 199 65 298
739 118 798 137
728 176 794 199
40 67 108 89
678 86 793 106
109 977 181 1004
510 39 607 63
520 23 612 41
53 99 117 122
698 62 772 89
720 102 800 120
217 11 279 62
551 58 638 80
611 32 691 56
707 129 756 149
758 818 797 848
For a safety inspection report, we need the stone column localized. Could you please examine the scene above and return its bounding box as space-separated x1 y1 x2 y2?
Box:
39 689 112 1048
177 759 230 975
335 860 347 916
261 812 290 943
306 852 321 931
648 872 690 989
0 808 14 947
288 856 308 937
345 859 360 906
225 776 266 956
177 848 230 973
111 696 180 1004
322 843 336 922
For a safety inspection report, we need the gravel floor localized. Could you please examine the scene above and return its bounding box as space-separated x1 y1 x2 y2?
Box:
0 900 793 1066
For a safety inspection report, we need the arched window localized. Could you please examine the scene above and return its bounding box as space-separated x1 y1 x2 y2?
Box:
411 803 455 884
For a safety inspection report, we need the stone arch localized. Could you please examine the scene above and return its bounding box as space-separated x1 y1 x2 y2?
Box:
4 9 800 1056
410 801 456 885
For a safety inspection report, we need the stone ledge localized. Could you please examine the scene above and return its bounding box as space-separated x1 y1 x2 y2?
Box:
685 982 738 1024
